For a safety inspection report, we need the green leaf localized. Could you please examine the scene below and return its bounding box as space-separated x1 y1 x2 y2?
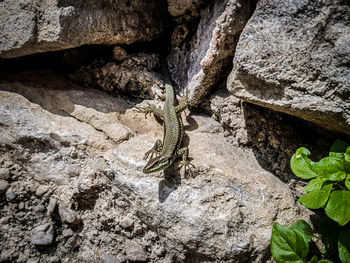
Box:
325 190 350 226
291 147 318 179
338 229 350 263
298 183 333 209
271 222 308 263
309 255 318 263
346 175 350 191
345 147 350 173
330 139 349 158
291 220 313 243
318 260 334 263
312 157 346 181
305 177 328 192
319 218 340 255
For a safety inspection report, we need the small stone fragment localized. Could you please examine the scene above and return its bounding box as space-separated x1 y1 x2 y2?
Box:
18 201 25 210
113 46 128 61
124 240 147 262
0 168 10 180
0 179 10 194
31 223 55 246
119 215 134 229
58 204 81 225
35 185 49 197
47 256 60 263
101 254 121 263
47 197 57 217
5 187 16 202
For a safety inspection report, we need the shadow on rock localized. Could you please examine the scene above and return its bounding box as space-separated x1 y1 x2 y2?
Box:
158 167 182 203
242 102 350 182
0 70 133 117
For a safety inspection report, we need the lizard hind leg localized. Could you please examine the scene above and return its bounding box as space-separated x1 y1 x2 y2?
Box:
177 147 195 174
144 139 163 160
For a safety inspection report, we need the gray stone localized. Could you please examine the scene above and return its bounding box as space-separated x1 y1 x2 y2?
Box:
47 197 57 217
47 256 60 263
5 187 16 202
167 0 251 105
0 179 10 194
101 254 121 263
0 0 167 58
0 168 10 180
71 52 165 99
31 223 55 246
124 240 147 262
228 0 350 135
58 204 81 225
0 73 310 262
119 215 134 230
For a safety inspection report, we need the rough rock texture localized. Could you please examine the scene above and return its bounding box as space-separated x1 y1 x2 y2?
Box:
167 0 203 18
228 0 350 135
167 0 251 105
71 50 166 99
0 0 168 58
0 73 309 262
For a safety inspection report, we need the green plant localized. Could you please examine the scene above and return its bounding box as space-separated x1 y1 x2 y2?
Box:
271 140 350 263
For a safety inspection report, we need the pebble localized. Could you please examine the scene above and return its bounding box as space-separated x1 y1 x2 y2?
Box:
5 187 16 202
0 179 10 194
101 254 121 263
47 256 60 263
35 185 49 197
124 240 147 262
31 223 55 246
0 168 10 180
58 204 81 225
47 197 57 217
119 215 134 229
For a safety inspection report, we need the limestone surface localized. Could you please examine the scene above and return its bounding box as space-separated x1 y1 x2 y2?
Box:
0 73 308 262
228 0 350 135
0 0 168 58
167 0 251 105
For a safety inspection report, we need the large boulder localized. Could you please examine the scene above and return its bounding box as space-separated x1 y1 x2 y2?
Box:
0 72 308 262
0 0 168 58
167 0 251 105
228 0 350 135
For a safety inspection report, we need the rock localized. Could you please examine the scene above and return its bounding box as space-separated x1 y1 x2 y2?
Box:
167 0 251 105
47 256 60 263
47 197 57 217
58 204 81 225
101 254 121 263
35 185 49 197
167 0 203 17
206 88 247 144
0 72 310 262
119 215 134 230
5 187 16 202
0 168 10 180
31 223 55 246
0 0 168 58
227 0 350 135
124 240 147 262
112 46 128 62
0 179 10 194
71 52 165 98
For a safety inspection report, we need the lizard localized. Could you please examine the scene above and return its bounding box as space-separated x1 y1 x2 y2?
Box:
136 83 194 174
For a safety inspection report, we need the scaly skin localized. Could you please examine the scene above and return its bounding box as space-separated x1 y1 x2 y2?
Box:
136 84 193 173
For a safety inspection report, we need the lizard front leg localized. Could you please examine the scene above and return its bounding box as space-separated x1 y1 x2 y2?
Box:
144 139 163 160
135 103 164 119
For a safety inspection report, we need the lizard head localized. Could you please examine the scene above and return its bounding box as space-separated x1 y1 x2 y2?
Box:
143 155 173 174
